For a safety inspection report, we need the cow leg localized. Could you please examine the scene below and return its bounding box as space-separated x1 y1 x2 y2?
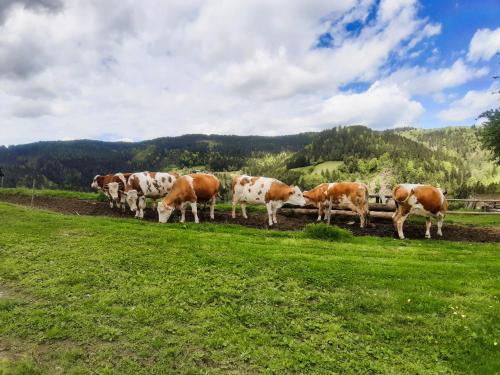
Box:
266 202 273 226
231 199 237 219
317 203 323 222
396 213 409 239
272 203 278 224
437 214 444 236
326 198 333 225
425 217 432 239
241 203 248 219
358 209 366 228
120 193 126 212
190 202 199 223
138 196 146 219
392 206 400 232
210 196 216 220
425 216 433 238
180 203 186 223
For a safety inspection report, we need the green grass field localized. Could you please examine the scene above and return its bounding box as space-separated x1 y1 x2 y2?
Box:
292 161 343 175
0 203 498 374
0 188 103 201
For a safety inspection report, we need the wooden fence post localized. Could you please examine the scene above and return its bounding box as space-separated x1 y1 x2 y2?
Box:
31 178 36 208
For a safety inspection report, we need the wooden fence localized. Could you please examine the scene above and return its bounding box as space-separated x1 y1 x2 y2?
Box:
282 196 500 220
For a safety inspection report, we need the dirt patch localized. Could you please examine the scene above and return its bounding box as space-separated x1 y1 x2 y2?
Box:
1 193 499 243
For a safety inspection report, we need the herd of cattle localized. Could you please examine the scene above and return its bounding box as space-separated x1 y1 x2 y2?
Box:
91 171 448 240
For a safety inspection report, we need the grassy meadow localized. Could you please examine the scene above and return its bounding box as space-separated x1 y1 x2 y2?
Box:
0 203 499 374
0 188 103 201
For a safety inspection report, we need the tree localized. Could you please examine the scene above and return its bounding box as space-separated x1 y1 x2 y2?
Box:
479 109 500 164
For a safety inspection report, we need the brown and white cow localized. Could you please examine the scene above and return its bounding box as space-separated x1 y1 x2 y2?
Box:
325 182 370 228
157 173 220 223
125 171 178 218
231 175 306 226
303 183 329 221
107 173 132 212
91 173 130 209
392 184 447 239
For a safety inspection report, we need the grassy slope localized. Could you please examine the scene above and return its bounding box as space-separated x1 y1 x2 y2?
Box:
291 161 343 175
0 188 102 201
0 203 499 374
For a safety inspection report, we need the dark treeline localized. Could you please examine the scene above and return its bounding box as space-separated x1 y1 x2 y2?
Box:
0 134 312 190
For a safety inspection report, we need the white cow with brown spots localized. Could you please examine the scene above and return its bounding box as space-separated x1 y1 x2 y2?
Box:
392 184 448 239
231 175 306 226
125 171 178 218
157 173 220 223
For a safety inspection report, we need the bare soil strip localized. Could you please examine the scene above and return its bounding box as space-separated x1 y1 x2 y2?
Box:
1 194 499 243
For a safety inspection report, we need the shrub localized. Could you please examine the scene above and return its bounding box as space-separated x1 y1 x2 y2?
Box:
302 223 353 242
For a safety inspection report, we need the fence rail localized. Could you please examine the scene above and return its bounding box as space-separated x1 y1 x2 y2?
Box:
368 194 500 203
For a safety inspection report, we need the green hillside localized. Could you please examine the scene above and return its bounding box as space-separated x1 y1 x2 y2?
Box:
0 126 498 196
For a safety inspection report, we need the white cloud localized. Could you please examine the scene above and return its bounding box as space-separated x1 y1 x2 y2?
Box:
318 82 424 128
438 84 499 122
467 28 500 62
383 59 488 96
0 0 485 146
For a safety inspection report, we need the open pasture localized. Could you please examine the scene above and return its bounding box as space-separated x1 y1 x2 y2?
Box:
0 202 499 374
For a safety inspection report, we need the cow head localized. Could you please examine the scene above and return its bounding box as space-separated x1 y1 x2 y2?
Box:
91 175 102 190
285 186 306 206
302 190 314 205
108 182 120 202
125 190 139 211
157 202 174 223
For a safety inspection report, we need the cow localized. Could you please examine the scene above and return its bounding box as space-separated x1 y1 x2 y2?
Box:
303 183 329 221
91 174 128 209
392 184 448 239
125 171 178 218
157 173 220 223
231 175 306 226
325 182 370 228
107 173 132 212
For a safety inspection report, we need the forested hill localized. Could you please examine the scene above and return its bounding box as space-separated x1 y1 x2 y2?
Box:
0 133 314 189
0 126 498 196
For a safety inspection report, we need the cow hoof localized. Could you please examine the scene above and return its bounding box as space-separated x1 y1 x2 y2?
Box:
425 235 431 239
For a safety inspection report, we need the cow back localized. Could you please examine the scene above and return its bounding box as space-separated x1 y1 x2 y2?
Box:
191 173 220 201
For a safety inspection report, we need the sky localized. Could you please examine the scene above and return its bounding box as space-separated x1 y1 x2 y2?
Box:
0 0 499 146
